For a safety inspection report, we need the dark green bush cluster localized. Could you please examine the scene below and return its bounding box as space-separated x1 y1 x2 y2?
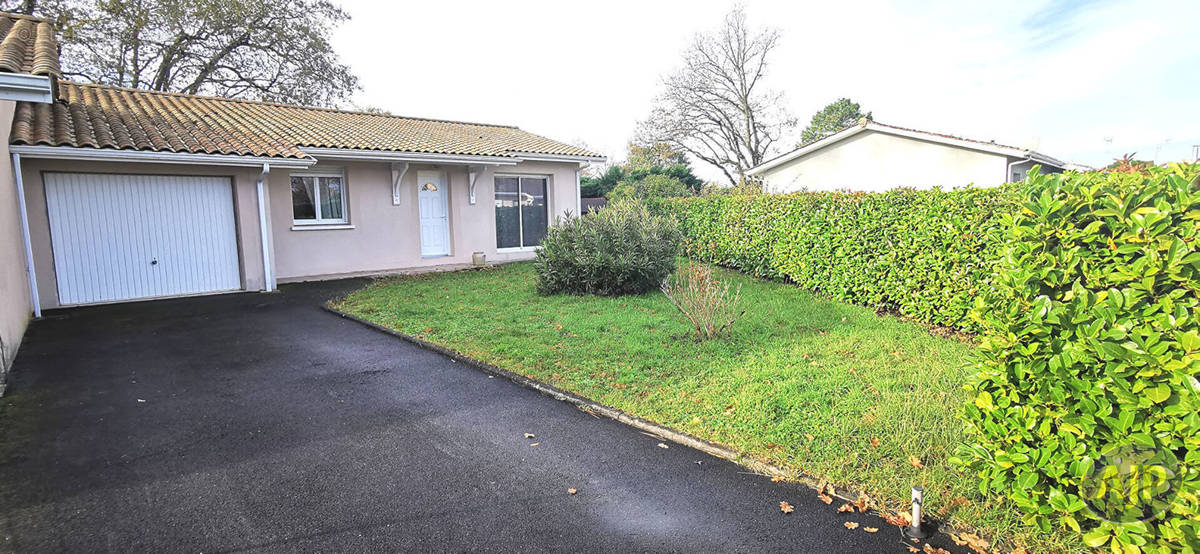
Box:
661 186 1017 331
956 165 1200 551
534 200 681 296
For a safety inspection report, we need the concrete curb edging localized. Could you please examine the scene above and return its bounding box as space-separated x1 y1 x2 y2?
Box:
322 303 966 546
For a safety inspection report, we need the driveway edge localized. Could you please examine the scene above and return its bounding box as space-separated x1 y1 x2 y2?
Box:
323 304 962 545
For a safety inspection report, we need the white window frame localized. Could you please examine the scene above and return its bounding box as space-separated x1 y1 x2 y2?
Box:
494 173 550 253
290 169 349 225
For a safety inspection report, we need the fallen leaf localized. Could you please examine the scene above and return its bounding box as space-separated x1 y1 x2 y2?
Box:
804 433 815 441
837 503 854 513
907 548 919 553
779 501 794 514
870 437 881 448
818 494 833 504
908 455 924 469
523 433 535 439
863 527 878 533
959 532 990 553
657 443 669 449
885 512 912 527
529 442 540 447
1011 549 1028 554
771 476 784 483
843 521 859 529
567 488 577 495
854 492 870 513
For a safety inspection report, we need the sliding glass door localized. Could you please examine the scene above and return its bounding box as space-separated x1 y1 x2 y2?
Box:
495 175 548 249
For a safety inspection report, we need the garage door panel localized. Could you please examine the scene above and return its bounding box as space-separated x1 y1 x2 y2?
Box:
45 173 241 305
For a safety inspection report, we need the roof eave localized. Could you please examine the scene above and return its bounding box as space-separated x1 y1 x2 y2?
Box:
302 147 605 165
505 151 607 164
749 124 870 175
1026 152 1066 168
9 144 316 168
301 147 521 165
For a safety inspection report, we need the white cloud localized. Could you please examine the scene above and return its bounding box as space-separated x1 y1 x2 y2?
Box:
332 0 1200 179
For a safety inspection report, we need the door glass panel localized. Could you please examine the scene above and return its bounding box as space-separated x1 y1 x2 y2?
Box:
495 176 520 248
291 176 315 220
319 176 344 220
519 177 548 247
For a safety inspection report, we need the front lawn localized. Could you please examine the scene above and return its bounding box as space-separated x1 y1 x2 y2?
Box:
333 262 1068 551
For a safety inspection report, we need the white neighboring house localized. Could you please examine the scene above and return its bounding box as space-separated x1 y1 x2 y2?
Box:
749 119 1073 193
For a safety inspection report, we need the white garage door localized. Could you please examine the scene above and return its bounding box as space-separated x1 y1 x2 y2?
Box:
45 173 242 305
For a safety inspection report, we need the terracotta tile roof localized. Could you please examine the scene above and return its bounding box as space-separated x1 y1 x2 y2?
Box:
0 12 60 77
12 81 602 160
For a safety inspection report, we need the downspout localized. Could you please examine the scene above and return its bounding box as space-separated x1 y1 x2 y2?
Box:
1006 156 1033 183
256 163 275 292
575 163 588 216
11 153 40 318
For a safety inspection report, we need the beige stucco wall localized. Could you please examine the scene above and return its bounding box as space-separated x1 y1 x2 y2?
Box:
17 155 581 308
18 159 269 310
270 159 580 281
760 130 1014 193
0 99 31 377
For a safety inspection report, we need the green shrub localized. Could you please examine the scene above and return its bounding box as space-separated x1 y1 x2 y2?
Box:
955 165 1200 552
662 186 1017 331
607 174 693 204
534 200 681 296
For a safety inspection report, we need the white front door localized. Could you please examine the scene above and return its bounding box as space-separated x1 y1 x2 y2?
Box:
417 171 451 257
43 172 242 305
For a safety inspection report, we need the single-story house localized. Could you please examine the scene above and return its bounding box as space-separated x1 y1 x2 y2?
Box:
0 12 603 384
749 119 1073 193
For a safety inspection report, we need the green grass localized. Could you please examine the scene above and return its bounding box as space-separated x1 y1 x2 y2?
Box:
333 261 1077 552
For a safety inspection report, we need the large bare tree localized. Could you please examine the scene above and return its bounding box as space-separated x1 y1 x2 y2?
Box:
5 0 359 107
638 7 795 186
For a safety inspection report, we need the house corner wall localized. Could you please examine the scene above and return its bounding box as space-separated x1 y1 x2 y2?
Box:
0 99 31 387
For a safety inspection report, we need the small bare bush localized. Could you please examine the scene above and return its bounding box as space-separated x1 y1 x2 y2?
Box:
662 263 745 339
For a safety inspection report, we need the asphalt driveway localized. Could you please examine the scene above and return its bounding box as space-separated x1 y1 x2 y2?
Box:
0 280 960 552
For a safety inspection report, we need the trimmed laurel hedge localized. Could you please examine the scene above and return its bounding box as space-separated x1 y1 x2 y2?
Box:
661 186 1017 331
956 165 1200 551
662 166 1200 549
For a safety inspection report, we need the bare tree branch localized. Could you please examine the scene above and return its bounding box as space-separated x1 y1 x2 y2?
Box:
638 6 795 186
4 0 360 107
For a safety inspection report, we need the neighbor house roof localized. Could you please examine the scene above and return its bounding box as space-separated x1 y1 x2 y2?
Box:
750 119 1066 175
0 12 60 78
11 81 603 162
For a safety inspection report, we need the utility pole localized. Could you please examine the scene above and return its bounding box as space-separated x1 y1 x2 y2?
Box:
1193 144 1199 162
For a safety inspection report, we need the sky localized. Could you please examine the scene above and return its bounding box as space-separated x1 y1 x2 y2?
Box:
332 0 1200 180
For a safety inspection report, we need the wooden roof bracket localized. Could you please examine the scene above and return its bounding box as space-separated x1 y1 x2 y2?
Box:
391 162 410 205
468 165 485 205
